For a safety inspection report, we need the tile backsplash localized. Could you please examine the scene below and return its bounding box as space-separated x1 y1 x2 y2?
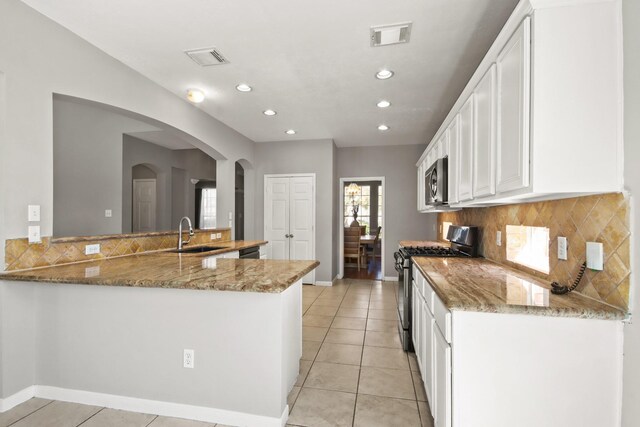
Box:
438 193 631 311
4 229 231 271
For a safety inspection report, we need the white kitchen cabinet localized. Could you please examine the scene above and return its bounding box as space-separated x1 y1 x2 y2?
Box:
259 245 267 259
496 17 530 193
422 300 435 412
447 116 460 204
434 325 452 427
412 282 419 358
224 250 239 259
473 64 496 198
457 96 474 202
416 0 622 208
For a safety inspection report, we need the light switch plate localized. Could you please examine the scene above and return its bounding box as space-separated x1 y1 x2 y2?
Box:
210 233 217 240
558 237 568 260
28 225 41 243
228 212 233 220
105 209 112 218
496 231 502 247
85 244 101 255
586 242 604 270
216 233 221 239
28 205 40 222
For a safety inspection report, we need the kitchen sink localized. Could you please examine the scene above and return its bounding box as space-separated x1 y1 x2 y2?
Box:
169 246 226 254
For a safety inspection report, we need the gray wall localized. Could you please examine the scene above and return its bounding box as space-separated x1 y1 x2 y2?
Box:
255 139 336 283
622 0 640 424
53 97 158 237
336 145 438 277
0 0 255 267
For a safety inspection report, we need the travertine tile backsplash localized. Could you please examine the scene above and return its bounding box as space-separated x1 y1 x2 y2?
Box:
4 229 231 271
438 193 631 311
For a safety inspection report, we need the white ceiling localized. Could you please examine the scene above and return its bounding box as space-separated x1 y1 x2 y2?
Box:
22 0 519 147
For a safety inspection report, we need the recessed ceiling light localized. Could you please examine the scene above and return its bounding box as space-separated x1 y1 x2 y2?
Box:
186 89 205 103
236 83 252 92
377 100 391 108
263 109 277 116
375 69 394 80
285 129 296 135
378 125 390 131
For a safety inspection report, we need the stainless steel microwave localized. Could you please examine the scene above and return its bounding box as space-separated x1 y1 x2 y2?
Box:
425 157 448 206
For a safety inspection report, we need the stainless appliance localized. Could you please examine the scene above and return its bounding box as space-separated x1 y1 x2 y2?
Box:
394 225 478 351
425 157 448 206
239 246 260 259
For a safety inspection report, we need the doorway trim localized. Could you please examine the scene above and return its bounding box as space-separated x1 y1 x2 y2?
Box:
338 176 386 280
264 173 316 285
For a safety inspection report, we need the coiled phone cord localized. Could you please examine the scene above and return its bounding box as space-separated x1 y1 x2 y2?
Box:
550 262 587 295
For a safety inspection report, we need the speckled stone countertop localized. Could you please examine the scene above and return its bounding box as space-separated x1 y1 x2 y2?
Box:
413 257 625 320
0 240 320 293
399 240 449 247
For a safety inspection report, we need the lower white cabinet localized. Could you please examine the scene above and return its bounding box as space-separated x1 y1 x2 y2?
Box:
412 267 623 427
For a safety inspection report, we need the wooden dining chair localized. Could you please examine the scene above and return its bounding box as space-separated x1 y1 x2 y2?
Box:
344 227 364 270
365 226 382 261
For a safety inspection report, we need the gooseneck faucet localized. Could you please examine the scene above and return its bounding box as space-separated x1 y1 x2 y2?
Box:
177 217 195 251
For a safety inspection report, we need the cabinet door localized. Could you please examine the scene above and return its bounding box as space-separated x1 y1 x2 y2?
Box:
412 283 418 349
447 116 460 204
458 95 474 202
434 326 452 427
473 64 497 198
496 17 531 193
423 303 435 413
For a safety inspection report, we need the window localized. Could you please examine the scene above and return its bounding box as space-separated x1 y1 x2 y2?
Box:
344 184 371 233
199 188 217 229
506 225 550 274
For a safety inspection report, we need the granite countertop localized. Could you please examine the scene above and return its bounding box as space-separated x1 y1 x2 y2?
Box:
0 240 320 294
412 257 625 320
399 240 449 247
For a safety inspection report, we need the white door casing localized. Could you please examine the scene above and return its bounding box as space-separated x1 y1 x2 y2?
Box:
132 179 156 232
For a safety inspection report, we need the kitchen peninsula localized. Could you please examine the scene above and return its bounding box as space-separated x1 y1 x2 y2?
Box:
0 240 319 427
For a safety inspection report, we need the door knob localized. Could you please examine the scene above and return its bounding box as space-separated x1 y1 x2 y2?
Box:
290 234 294 238
285 234 290 238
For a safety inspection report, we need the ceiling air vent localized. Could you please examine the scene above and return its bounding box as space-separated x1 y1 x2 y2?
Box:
184 47 230 66
370 22 412 47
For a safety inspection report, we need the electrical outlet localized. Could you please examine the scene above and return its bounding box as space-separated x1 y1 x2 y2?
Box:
85 244 101 255
557 237 568 260
496 231 502 246
216 233 221 239
28 205 41 222
105 209 112 218
183 349 194 368
211 233 217 240
28 225 41 243
228 212 233 220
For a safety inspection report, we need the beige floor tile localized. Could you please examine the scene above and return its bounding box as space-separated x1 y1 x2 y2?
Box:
0 398 52 427
313 298 342 307
331 316 367 330
303 326 329 342
353 394 421 427
412 371 428 402
368 309 398 320
418 401 435 427
366 319 398 332
362 346 410 370
336 307 368 318
148 416 215 426
10 401 101 427
80 408 156 426
340 299 370 309
306 305 339 317
369 300 397 310
408 352 420 372
325 328 365 346
302 340 322 361
364 331 402 349
303 314 334 327
304 361 361 393
296 360 313 386
288 388 356 427
288 386 302 410
316 342 363 366
358 366 416 400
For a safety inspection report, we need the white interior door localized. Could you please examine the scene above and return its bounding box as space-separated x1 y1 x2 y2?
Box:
289 176 315 284
264 177 290 261
132 179 156 233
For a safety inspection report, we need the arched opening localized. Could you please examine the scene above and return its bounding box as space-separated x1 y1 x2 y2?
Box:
131 164 158 232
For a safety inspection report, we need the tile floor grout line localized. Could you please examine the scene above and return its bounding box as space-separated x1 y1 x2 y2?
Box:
74 405 104 426
351 287 372 427
144 414 159 426
6 399 56 427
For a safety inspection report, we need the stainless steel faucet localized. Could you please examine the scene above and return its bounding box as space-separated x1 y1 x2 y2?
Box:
177 217 195 251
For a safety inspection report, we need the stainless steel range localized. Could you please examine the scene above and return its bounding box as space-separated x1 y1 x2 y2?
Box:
394 225 478 351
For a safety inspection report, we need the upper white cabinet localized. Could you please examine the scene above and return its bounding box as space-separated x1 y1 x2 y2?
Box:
416 0 623 210
472 65 497 198
496 17 531 193
458 96 474 202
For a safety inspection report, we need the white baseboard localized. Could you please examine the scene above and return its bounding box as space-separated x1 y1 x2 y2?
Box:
0 386 36 413
315 281 333 287
1 385 286 426
383 276 398 282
